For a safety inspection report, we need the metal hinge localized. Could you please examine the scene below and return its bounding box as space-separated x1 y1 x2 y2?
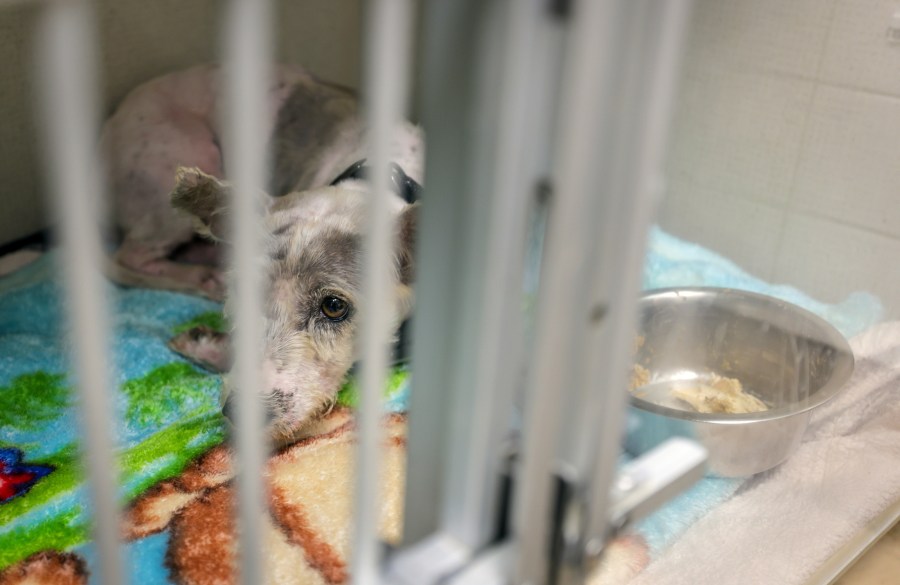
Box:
387 438 705 585
553 438 707 584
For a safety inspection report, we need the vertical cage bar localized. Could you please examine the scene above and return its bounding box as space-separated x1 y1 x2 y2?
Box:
511 0 624 582
34 1 124 583
580 0 694 548
401 0 480 546
439 0 548 550
403 0 567 565
352 0 412 583
221 0 272 582
556 0 650 491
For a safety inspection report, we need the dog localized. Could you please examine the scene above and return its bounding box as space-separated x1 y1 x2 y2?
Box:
101 64 423 443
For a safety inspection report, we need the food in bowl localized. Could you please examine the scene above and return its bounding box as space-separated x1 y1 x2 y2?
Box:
630 364 768 414
630 363 651 390
667 374 767 414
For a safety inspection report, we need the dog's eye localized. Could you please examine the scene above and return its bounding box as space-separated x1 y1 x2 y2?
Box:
321 295 351 321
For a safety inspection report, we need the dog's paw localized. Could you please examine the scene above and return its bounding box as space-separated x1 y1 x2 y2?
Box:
168 325 231 373
197 267 226 302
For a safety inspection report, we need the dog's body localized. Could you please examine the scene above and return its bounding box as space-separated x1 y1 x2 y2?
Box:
102 64 422 300
102 64 423 443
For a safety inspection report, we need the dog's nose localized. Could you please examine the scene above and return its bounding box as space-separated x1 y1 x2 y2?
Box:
221 396 276 425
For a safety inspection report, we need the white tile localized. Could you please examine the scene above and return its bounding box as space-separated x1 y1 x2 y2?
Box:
658 178 785 281
683 0 835 78
792 85 900 237
772 212 900 317
819 0 900 97
668 70 814 207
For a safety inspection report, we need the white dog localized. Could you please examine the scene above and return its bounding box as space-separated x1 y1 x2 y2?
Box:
101 64 423 442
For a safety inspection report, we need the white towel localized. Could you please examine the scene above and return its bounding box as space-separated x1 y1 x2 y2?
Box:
628 321 900 585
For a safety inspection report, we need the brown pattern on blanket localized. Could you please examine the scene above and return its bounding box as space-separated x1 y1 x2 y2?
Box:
0 552 88 585
0 407 650 584
126 407 405 585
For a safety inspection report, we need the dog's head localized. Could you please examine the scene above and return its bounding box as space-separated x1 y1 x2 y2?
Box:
171 167 417 444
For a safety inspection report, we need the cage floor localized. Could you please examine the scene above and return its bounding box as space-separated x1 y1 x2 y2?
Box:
811 498 900 585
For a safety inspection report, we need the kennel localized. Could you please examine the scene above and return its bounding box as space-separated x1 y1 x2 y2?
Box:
0 0 899 584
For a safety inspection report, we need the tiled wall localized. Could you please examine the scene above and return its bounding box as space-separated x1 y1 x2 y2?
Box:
659 0 900 318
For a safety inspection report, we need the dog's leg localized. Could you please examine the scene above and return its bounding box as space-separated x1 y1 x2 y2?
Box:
107 149 228 300
103 68 229 300
168 325 231 373
112 222 226 301
172 237 223 266
106 154 228 299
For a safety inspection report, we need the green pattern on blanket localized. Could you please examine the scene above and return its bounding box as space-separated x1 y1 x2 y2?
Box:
0 399 225 568
0 508 87 568
119 412 225 499
0 302 409 571
0 372 69 432
171 310 229 335
0 306 228 569
336 366 409 408
122 363 220 430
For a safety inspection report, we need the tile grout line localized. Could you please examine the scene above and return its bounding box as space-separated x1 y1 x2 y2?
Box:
785 205 900 245
766 0 842 282
816 79 900 103
688 68 900 104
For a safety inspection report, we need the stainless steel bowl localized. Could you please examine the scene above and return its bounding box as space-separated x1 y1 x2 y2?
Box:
625 287 855 477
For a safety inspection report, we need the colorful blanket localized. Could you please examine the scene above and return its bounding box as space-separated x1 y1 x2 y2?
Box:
0 226 884 584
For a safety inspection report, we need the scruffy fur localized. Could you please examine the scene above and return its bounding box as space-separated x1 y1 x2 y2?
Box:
171 169 417 443
103 64 423 443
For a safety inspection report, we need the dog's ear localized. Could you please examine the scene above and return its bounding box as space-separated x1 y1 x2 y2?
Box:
395 202 418 286
171 167 277 241
170 167 232 241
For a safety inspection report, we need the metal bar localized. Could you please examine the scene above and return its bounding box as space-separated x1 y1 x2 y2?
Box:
34 1 124 582
387 533 473 585
400 0 474 545
511 1 625 582
559 0 648 486
402 0 487 547
443 542 514 585
404 0 502 547
440 0 545 549
554 0 639 475
403 0 565 560
606 438 706 538
351 1 412 583
221 0 273 582
579 0 694 553
406 0 692 581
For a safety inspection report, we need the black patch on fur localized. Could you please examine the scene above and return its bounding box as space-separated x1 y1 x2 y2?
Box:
395 203 418 285
330 160 422 204
269 80 359 196
267 389 291 422
271 246 288 262
272 223 292 237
